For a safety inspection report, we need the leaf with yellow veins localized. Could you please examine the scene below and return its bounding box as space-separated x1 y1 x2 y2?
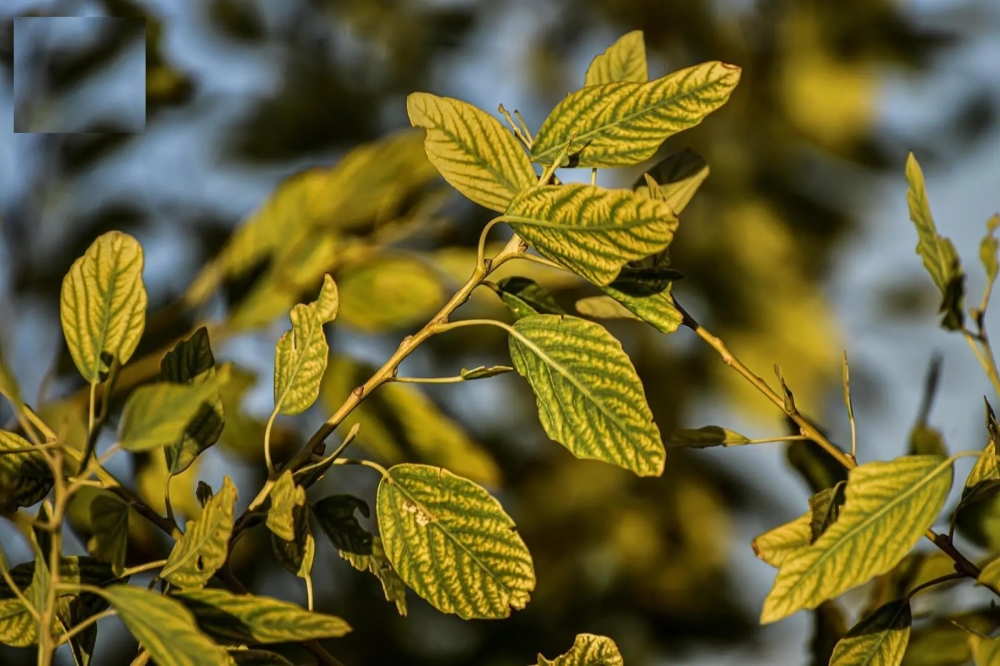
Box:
162 477 238 589
536 633 624 666
584 30 647 86
274 276 337 415
830 600 911 666
752 513 811 569
266 471 305 542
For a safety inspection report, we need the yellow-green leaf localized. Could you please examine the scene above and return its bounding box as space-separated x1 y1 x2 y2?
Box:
271 504 314 579
407 93 536 212
162 476 238 589
119 370 230 452
60 231 148 384
752 513 811 568
509 314 665 476
575 295 642 321
0 339 23 412
377 463 535 619
634 149 710 214
536 633 624 666
761 455 953 624
102 585 229 666
980 214 999 301
906 153 965 330
0 430 53 510
266 471 305 542
531 61 741 167
172 588 350 644
337 256 443 332
831 600 911 666
972 634 1000 666
460 365 514 380
273 279 337 415
87 494 128 576
313 274 339 323
584 30 647 86
495 276 565 319
809 481 847 543
506 184 678 286
341 536 408 616
667 425 750 449
597 265 683 334
227 649 293 665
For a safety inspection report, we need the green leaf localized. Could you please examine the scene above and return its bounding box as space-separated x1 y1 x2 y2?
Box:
60 231 148 383
162 476 238 589
598 265 683 334
341 536 408 616
495 276 565 319
667 426 751 449
509 314 665 476
909 424 947 457
752 513 811 568
172 588 350 644
979 557 1000 590
0 339 23 412
87 494 128 576
460 365 514 380
505 184 678 286
158 327 226 475
584 30 647 86
809 481 846 543
535 633 624 666
119 369 230 452
531 61 741 167
271 504 315 579
266 471 305 542
337 256 443 332
575 295 642 321
787 437 849 494
761 455 953 624
905 153 966 330
831 600 911 666
227 649 294 665
972 634 1000 666
407 93 536 212
0 430 53 510
273 278 338 415
377 463 535 619
313 495 373 556
633 149 710 214
102 585 229 666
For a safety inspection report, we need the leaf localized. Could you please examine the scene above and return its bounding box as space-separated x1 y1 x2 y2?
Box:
341 536 408 616
313 495 373 556
266 471 305 542
158 327 225 475
460 365 514 380
535 633 624 666
407 93 536 212
972 634 1000 666
119 370 230 452
495 276 565 319
584 30 647 86
377 463 535 619
172 588 350 644
575 296 642 321
0 430 53 510
831 600 911 666
162 476 238 589
633 149 710 214
313 274 339 324
667 426 751 449
809 481 846 543
787 437 849 495
506 184 678 286
813 601 848 666
87 494 128 576
752 513 811 568
270 504 315 579
0 339 23 412
761 455 953 624
979 557 1000 590
979 214 1000 311
509 314 665 476
905 153 966 330
598 264 684 334
909 424 947 457
102 585 229 666
273 278 338 415
227 649 294 665
60 231 148 383
337 256 443 332
531 61 741 167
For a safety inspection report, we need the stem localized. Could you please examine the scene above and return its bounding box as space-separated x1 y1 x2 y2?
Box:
263 406 280 478
56 609 116 647
964 329 1000 400
590 168 597 186
295 423 360 479
37 446 65 666
305 574 314 612
392 375 471 385
80 381 98 469
332 458 390 477
0 564 39 622
905 572 965 600
842 351 857 459
164 475 175 530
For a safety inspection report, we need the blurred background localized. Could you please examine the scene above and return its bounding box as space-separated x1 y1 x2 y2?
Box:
1 0 1000 664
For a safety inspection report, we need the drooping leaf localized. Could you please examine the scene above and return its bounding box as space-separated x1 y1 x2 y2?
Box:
955 400 1000 549
633 149 710 214
273 278 338 415
313 495 373 556
119 369 230 452
270 504 315 579
667 426 751 449
0 339 23 412
905 153 966 330
761 455 953 624
575 295 642 321
162 476 238 589
0 430 53 510
102 585 229 666
535 633 624 666
830 600 911 666
407 93 536 212
377 463 535 619
809 481 846 543
172 588 350 644
505 184 678 286
495 276 565 319
60 231 148 383
598 265 684 334
509 314 665 476
752 513 811 569
337 256 443 332
341 536 408 616
158 327 225 475
531 61 741 167
266 471 305 542
87 494 129 576
459 365 514 380
584 30 647 86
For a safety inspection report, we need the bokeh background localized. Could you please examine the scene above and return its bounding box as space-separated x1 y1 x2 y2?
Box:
2 0 1000 664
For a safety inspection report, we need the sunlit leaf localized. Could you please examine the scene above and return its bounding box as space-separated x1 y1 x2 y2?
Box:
505 184 678 286
60 231 148 383
162 476 238 589
584 30 647 86
0 430 53 510
531 61 741 167
575 295 642 321
87 494 128 576
119 369 230 452
377 463 535 619
762 456 953 624
341 536 408 616
495 276 565 319
830 600 911 666
752 513 811 569
266 471 305 542
274 277 337 415
0 339 23 412
905 153 965 330
337 256 443 332
172 588 350 644
667 425 750 449
979 215 1000 309
407 93 536 212
271 504 314 579
634 149 710 214
598 263 684 334
535 633 624 666
509 314 665 476
809 481 846 543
